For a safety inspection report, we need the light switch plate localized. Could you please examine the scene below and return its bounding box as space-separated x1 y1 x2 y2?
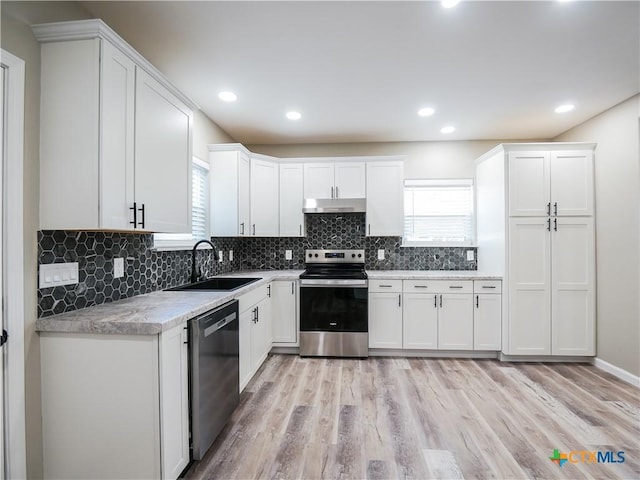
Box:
218 251 223 263
285 250 293 260
114 258 124 278
39 262 79 289
377 249 385 261
466 250 475 261
229 250 233 261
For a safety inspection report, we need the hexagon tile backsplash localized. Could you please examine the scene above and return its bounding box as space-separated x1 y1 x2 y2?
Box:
37 214 476 317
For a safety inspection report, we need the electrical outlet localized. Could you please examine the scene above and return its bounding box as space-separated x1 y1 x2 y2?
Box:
466 250 475 261
114 257 125 278
285 250 292 260
229 250 233 261
39 262 79 288
218 251 223 263
377 249 385 261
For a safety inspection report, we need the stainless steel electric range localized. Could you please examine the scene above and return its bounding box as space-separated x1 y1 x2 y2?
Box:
299 249 368 357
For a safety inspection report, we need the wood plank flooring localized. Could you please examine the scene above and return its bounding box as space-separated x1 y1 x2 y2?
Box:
184 355 640 480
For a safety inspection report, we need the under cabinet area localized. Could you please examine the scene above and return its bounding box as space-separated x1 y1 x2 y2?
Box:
35 20 193 232
40 324 189 480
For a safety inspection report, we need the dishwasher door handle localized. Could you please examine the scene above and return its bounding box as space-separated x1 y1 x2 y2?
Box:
204 312 237 337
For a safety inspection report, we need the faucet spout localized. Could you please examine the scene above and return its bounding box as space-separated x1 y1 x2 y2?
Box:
191 239 218 283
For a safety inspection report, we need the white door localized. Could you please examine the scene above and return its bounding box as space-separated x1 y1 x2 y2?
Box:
303 163 334 199
99 40 135 230
508 151 551 216
551 150 594 217
366 161 404 236
334 162 366 198
250 158 279 236
368 293 403 348
437 294 473 350
272 281 297 344
508 217 552 354
474 294 502 350
238 152 251 235
402 294 438 349
135 68 192 233
279 164 305 236
551 217 595 356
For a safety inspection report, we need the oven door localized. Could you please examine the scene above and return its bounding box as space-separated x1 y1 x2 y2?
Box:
300 279 368 332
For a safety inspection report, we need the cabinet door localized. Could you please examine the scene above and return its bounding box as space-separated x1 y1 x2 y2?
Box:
551 217 595 356
334 162 366 198
438 294 473 350
239 307 253 392
474 294 502 350
250 158 279 236
251 299 270 373
159 324 189 479
99 40 136 230
210 150 241 236
368 292 403 348
135 68 192 233
508 151 551 216
238 152 251 235
366 161 404 236
272 281 298 344
279 164 305 237
402 294 438 349
551 150 594 216
508 218 551 354
303 163 334 199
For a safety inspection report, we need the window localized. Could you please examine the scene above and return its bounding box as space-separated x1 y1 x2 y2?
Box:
403 179 474 246
154 157 210 250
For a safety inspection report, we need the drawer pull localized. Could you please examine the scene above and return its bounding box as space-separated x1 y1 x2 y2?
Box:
413 285 429 289
482 285 496 289
449 286 463 289
379 284 393 288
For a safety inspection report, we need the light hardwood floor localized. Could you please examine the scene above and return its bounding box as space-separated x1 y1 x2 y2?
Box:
184 355 640 480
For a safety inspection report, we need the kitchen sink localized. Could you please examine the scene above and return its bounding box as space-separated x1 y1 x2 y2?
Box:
166 277 260 291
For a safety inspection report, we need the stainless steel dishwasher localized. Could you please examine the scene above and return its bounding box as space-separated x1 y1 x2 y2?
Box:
189 299 239 461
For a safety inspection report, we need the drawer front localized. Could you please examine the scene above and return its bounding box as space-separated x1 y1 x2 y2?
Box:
473 280 502 294
369 279 402 293
404 280 472 293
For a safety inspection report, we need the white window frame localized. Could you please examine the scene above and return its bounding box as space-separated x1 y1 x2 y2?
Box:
402 178 476 247
154 156 210 251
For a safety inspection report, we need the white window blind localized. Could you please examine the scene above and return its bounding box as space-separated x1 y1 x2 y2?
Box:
154 157 209 250
403 179 474 246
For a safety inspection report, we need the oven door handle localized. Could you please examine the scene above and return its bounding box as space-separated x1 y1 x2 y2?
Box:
300 279 368 288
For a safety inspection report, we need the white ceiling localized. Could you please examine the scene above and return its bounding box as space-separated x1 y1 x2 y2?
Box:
79 1 639 144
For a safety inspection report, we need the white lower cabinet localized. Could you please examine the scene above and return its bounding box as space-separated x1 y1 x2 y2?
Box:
437 293 474 350
40 324 189 479
272 280 298 345
368 280 403 348
402 294 438 349
473 281 502 350
238 283 272 391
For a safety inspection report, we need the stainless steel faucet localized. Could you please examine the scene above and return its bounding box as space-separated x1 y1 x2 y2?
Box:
191 239 219 283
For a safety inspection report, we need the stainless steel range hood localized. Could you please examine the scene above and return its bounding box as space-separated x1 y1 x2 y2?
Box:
302 198 366 213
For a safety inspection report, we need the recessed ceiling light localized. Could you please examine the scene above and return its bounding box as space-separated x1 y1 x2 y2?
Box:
440 126 456 134
286 111 302 120
555 104 575 113
441 0 461 8
218 91 237 102
418 107 435 117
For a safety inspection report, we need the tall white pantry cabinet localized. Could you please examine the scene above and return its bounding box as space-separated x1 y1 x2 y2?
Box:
476 143 596 357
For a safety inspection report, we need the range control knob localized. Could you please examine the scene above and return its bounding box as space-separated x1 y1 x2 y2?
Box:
308 253 312 258
358 253 362 258
352 253 356 258
314 253 319 258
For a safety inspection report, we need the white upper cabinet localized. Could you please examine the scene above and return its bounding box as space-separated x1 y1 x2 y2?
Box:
134 68 192 233
550 151 594 216
250 157 279 236
279 164 305 237
210 147 251 236
508 149 594 217
303 162 365 199
35 20 194 232
366 161 404 236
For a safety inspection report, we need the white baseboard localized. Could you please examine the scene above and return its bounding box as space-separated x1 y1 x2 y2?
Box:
592 357 640 387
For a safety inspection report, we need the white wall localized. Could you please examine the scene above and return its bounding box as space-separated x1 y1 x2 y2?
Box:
193 109 234 161
554 95 640 377
248 139 541 179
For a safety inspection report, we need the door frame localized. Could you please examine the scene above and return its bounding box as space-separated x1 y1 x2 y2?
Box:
0 48 27 479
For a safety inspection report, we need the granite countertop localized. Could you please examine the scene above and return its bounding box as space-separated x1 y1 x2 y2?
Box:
36 270 303 336
366 271 502 280
37 269 501 336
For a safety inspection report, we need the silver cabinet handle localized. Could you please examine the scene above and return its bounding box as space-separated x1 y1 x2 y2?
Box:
331 186 334 199
554 218 558 231
368 224 371 236
547 218 551 231
476 295 479 308
554 202 558 216
267 284 271 298
240 222 245 235
439 295 443 308
434 295 437 308
546 202 551 216
449 286 463 289
414 285 428 289
398 294 401 307
291 282 294 295
379 284 393 288
299 224 302 236
335 186 339 198
252 224 256 235
482 285 496 289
